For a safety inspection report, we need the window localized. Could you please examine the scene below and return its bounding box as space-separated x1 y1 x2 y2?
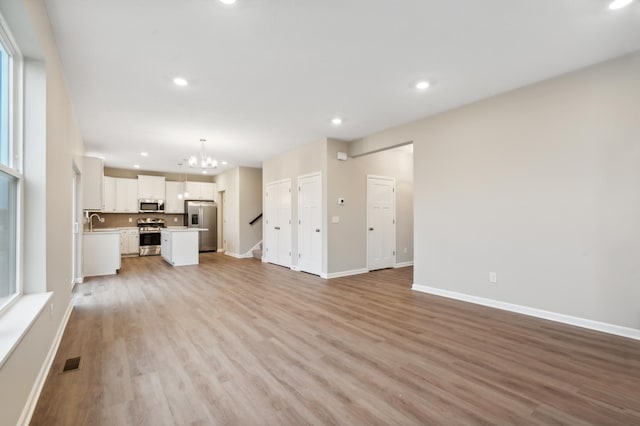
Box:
0 23 20 313
0 171 17 307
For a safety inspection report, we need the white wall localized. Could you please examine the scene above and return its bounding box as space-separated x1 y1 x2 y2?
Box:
326 139 414 274
353 52 640 331
262 138 414 276
238 167 263 255
263 139 326 270
0 0 84 424
215 167 239 255
216 166 263 257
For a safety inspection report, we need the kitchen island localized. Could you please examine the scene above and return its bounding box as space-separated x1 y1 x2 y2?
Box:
160 228 204 266
83 230 121 276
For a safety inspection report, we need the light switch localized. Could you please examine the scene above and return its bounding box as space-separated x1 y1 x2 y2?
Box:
331 216 340 224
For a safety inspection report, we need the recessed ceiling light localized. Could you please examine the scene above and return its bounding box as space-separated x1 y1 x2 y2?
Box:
173 77 188 86
221 161 228 165
331 117 343 125
415 80 430 90
202 170 208 174
220 0 236 4
133 164 140 169
140 152 148 157
609 0 633 9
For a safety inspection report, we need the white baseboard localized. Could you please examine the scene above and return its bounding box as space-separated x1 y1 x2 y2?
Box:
394 261 414 268
321 268 369 279
18 299 74 426
225 251 255 259
290 265 300 272
243 240 262 258
412 284 640 341
76 276 84 284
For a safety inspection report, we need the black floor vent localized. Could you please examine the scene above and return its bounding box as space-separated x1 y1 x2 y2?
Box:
62 357 82 372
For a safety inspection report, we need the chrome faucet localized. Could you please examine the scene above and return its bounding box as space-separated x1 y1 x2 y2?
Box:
87 213 105 232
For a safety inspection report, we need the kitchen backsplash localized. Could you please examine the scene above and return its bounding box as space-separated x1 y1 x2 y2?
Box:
86 213 185 230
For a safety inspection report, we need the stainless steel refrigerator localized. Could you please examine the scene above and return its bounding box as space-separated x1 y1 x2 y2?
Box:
186 200 217 252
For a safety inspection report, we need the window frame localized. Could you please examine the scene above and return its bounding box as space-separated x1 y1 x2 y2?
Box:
0 12 24 316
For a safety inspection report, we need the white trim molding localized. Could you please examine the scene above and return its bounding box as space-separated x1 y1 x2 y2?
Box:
290 265 300 272
321 268 369 279
19 298 74 425
412 284 640 341
224 251 242 259
394 261 414 268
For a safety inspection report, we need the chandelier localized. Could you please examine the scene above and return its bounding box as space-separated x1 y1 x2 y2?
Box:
188 138 218 169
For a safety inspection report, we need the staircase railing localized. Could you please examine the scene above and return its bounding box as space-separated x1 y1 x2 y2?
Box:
249 213 262 225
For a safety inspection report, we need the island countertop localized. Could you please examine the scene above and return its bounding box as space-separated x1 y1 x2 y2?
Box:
162 227 209 232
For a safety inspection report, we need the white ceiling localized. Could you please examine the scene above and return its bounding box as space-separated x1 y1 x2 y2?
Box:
43 0 640 175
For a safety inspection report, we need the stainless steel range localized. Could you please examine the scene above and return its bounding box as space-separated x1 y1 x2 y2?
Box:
138 218 165 256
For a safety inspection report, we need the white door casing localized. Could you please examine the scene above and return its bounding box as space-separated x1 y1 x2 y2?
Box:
298 172 322 275
367 175 396 271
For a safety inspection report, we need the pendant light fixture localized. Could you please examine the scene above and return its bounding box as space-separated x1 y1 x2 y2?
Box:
188 138 218 170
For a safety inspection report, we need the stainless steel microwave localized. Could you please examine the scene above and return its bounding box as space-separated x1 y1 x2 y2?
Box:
138 199 165 213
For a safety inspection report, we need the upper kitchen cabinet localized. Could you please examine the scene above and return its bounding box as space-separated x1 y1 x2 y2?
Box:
186 181 217 201
165 181 185 214
116 178 138 213
104 176 117 212
82 156 104 211
104 177 138 213
138 175 166 200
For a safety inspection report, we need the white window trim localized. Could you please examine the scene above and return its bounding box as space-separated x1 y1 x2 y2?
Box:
0 12 25 315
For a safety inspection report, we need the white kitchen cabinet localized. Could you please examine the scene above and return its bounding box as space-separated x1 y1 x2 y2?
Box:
105 177 138 213
119 228 140 255
138 175 166 199
103 176 117 212
161 229 199 266
165 181 185 213
83 231 121 276
82 156 104 211
185 182 216 201
116 178 138 213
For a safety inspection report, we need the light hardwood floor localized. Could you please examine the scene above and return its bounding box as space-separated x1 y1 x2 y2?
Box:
31 253 640 425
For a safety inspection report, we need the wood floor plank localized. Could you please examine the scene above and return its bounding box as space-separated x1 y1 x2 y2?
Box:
30 253 640 425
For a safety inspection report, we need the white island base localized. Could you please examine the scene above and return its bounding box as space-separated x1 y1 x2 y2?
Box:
161 228 202 266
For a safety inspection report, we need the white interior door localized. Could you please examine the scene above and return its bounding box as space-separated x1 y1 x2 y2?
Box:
277 180 292 267
298 173 322 275
367 176 396 271
265 179 292 267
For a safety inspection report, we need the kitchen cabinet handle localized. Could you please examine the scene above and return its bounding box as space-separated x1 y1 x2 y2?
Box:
369 227 374 231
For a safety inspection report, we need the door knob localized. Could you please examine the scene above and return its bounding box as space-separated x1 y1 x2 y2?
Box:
275 226 280 230
315 229 320 232
369 227 374 231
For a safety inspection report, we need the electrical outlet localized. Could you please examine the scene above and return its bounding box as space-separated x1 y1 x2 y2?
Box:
128 217 132 223
403 247 408 253
174 217 178 222
489 272 497 283
49 303 54 318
